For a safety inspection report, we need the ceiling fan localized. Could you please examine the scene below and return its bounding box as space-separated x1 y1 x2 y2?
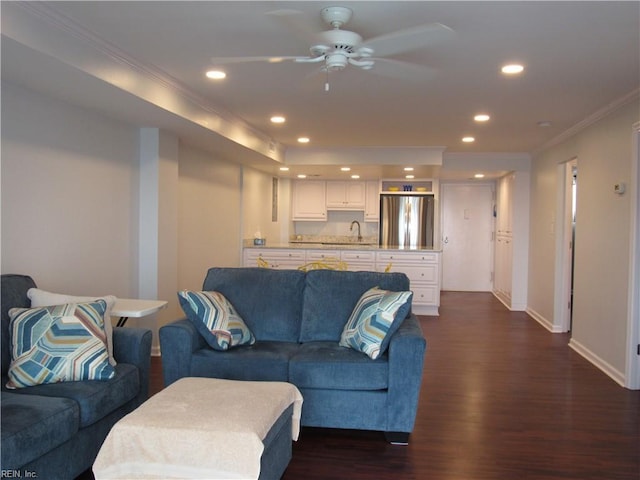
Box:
210 6 455 90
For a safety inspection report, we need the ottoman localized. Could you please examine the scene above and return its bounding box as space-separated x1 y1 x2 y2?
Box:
93 377 303 480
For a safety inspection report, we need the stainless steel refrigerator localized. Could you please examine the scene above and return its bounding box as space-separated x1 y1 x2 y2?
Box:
379 194 435 248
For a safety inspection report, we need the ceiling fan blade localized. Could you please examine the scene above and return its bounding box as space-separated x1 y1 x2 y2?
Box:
366 57 438 81
210 56 304 65
362 23 455 57
265 9 323 45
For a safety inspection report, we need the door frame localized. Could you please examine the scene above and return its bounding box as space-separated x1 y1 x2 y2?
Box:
554 158 577 333
625 122 640 390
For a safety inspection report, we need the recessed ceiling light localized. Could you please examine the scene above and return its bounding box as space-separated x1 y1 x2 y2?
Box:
501 64 524 75
474 173 485 178
405 174 415 179
404 167 414 171
341 167 351 172
462 136 475 143
205 70 226 80
279 167 290 171
270 115 286 124
474 114 490 122
297 174 307 179
297 137 310 143
351 174 360 179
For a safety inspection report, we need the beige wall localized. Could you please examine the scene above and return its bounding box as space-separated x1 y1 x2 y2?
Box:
528 100 639 381
241 167 287 245
1 82 139 296
177 143 242 291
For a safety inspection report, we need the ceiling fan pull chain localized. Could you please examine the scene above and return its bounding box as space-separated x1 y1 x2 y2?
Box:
325 71 330 92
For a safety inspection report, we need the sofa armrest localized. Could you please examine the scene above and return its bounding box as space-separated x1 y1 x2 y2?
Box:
112 327 153 405
386 314 427 434
159 318 207 387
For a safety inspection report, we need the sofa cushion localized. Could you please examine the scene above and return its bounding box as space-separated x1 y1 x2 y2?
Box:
1 391 79 469
300 270 411 343
7 301 115 389
289 342 389 390
6 363 139 428
202 268 305 342
178 290 255 350
190 341 301 382
27 288 118 366
339 287 412 359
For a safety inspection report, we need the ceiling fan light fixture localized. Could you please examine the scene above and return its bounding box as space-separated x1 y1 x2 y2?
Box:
325 52 348 71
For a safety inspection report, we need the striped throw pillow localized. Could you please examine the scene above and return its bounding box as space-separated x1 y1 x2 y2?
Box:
7 300 115 389
178 290 255 350
339 287 412 360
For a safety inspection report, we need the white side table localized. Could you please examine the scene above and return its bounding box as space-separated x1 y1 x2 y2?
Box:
112 298 168 327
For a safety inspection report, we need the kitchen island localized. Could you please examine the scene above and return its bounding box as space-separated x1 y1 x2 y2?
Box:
243 243 441 316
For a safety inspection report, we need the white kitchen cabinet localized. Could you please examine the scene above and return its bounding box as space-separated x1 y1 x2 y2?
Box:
376 250 441 315
496 173 514 235
292 181 327 221
493 172 529 311
243 249 306 270
242 246 442 314
340 250 376 271
326 181 365 210
364 180 380 222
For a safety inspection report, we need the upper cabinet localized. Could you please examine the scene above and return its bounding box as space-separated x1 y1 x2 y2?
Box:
364 180 380 222
326 181 365 210
292 180 327 221
291 179 381 221
496 173 514 235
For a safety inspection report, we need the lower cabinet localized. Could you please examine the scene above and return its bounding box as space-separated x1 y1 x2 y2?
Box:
340 250 376 272
243 247 441 314
376 251 441 315
243 249 306 270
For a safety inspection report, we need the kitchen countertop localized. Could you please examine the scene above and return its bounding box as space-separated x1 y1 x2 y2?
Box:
244 242 441 252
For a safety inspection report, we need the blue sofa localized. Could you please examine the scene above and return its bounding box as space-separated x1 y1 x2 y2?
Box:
1 274 153 479
160 267 427 444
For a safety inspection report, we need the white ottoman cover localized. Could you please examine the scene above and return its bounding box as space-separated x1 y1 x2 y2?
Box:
93 377 303 479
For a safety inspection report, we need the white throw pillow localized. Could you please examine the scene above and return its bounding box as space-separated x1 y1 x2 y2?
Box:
27 288 117 366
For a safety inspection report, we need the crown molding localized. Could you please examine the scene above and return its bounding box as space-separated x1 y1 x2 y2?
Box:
9 1 283 160
533 87 640 156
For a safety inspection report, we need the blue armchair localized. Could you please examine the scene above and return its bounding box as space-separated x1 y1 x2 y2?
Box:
1 274 152 479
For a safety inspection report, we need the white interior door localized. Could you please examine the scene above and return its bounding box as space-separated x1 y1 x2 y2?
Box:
441 183 494 291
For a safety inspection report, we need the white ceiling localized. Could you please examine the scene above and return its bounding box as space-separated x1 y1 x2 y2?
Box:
2 1 639 180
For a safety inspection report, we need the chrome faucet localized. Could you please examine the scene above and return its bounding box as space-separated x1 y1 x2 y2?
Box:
350 220 362 242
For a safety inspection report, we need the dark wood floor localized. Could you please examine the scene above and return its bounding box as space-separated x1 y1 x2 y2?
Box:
117 292 640 479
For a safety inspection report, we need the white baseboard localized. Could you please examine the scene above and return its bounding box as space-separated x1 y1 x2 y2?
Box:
413 305 439 316
492 291 526 312
568 338 626 387
526 307 565 333
151 345 161 357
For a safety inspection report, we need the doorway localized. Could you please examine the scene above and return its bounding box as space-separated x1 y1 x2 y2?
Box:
556 158 577 333
441 183 494 291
